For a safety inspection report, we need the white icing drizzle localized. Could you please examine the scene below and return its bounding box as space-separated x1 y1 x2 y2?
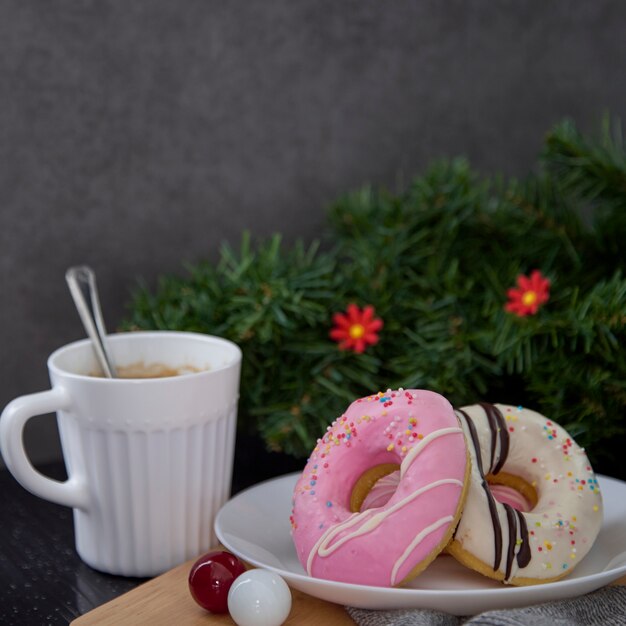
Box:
400 427 463 478
306 511 364 575
308 478 463 574
306 424 464 578
390 515 454 585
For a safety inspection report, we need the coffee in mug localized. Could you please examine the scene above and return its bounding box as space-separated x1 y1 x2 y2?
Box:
90 361 206 379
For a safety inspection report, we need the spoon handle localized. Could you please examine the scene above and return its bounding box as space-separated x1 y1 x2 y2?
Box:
65 266 117 378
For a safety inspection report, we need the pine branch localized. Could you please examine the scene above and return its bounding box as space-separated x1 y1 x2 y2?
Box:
544 116 626 267
543 117 626 209
124 115 626 475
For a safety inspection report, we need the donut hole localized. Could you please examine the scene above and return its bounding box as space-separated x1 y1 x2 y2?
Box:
350 464 400 512
486 472 538 513
352 467 539 515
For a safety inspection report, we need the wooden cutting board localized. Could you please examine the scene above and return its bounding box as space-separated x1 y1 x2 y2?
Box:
70 556 354 625
71 557 626 626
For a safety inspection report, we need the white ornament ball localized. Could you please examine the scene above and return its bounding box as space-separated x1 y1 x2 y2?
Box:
227 569 292 626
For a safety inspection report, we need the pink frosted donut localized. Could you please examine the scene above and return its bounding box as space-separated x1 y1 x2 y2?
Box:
290 389 469 587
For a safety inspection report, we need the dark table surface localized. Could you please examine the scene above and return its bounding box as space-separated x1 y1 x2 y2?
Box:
0 436 303 626
0 463 144 625
0 438 303 626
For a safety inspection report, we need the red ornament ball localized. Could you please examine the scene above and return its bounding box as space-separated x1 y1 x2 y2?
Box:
188 550 246 613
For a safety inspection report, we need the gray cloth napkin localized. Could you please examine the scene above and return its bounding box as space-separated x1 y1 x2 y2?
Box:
346 585 626 626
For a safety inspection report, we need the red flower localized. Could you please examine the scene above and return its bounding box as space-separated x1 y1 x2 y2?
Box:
505 270 551 316
330 304 383 353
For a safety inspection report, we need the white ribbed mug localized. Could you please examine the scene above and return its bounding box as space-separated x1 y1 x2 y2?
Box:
0 331 242 577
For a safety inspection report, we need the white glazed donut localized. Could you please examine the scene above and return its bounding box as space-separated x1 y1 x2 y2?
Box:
448 403 603 585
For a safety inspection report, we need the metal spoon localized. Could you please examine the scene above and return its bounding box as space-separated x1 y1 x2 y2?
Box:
65 265 117 378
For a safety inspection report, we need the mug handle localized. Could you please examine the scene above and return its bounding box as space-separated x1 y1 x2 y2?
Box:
0 388 89 510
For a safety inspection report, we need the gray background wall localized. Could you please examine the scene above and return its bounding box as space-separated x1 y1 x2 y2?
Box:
1 1 625 469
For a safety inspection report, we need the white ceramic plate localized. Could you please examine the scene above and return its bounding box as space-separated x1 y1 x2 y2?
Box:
215 473 626 615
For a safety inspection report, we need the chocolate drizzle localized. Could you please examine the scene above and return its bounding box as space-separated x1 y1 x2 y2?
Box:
457 408 503 572
478 402 509 475
503 504 518 581
456 403 531 581
515 509 531 568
